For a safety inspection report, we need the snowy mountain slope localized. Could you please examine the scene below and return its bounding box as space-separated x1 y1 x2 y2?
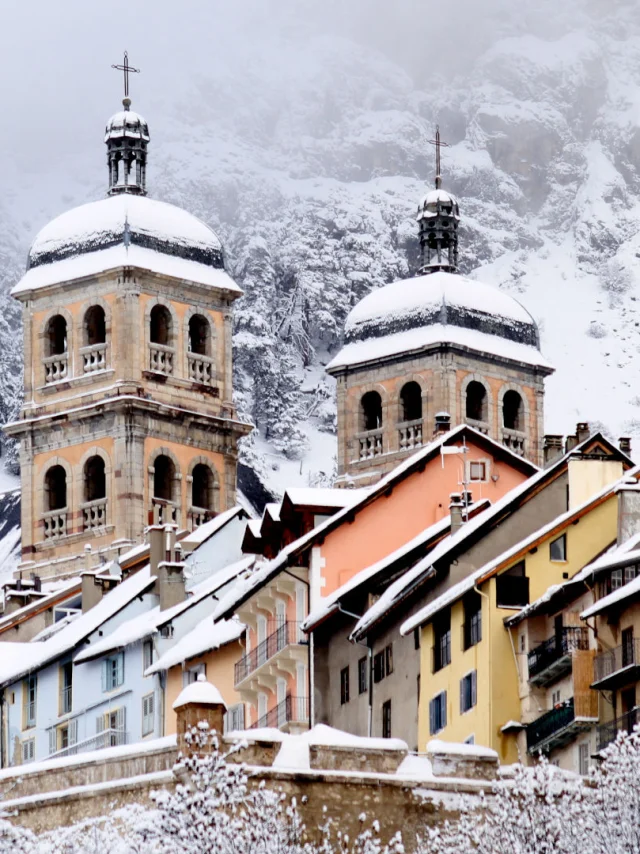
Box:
3 0 640 498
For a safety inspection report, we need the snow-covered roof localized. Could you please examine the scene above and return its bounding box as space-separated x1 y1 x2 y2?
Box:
172 674 226 710
0 568 156 686
283 487 370 509
146 616 244 674
105 109 149 142
419 189 459 209
13 194 240 297
581 572 640 619
179 506 246 548
427 739 497 759
0 576 81 631
400 469 635 637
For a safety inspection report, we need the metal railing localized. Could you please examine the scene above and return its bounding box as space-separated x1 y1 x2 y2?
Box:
188 352 216 386
250 696 309 730
528 627 589 680
43 353 69 385
80 343 107 373
60 685 72 715
48 728 128 760
398 420 423 452
594 638 640 684
42 509 68 540
357 429 383 461
235 621 307 686
81 498 107 532
527 698 575 752
148 342 175 376
597 708 639 751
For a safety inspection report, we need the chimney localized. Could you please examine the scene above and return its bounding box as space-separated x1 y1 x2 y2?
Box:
620 437 632 456
435 412 451 435
576 422 590 444
173 674 228 754
543 434 564 467
149 524 166 575
449 492 465 533
565 434 578 454
157 561 186 611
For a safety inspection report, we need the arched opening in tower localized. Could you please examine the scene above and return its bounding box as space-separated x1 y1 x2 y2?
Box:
84 306 106 346
400 382 423 422
154 455 176 503
84 456 106 503
45 315 68 356
503 390 523 431
465 381 487 422
360 391 382 431
150 305 172 347
188 315 211 356
45 465 67 511
192 463 216 512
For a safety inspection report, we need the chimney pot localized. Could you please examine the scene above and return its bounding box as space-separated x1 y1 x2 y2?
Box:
435 412 451 435
449 492 465 533
543 434 564 467
576 422 590 444
565 434 578 454
620 437 632 456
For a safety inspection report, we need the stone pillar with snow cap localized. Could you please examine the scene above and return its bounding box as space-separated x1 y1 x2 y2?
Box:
173 673 227 754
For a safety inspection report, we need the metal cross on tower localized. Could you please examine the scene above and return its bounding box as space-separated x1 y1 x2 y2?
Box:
428 126 449 190
111 51 140 103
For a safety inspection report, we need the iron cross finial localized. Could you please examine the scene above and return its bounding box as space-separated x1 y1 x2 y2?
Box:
111 51 140 103
428 125 450 190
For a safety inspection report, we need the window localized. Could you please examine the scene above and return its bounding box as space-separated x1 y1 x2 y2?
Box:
460 671 477 714
399 382 422 422
340 666 350 705
44 465 67 512
625 564 638 584
84 455 106 503
183 662 206 687
142 693 155 736
385 644 393 676
358 657 368 694
496 562 529 608
23 674 37 729
622 627 635 668
465 381 487 422
468 460 487 482
45 315 68 356
21 738 35 764
550 534 567 562
503 390 523 431
103 653 124 691
188 314 211 356
520 634 526 653
382 700 392 739
552 689 561 706
192 463 216 512
429 691 447 735
150 305 172 346
84 305 106 346
361 391 382 431
433 611 451 672
97 707 126 747
579 742 590 776
59 661 73 716
373 651 385 683
224 703 245 733
611 569 624 590
143 640 154 671
463 592 482 650
153 455 176 503
414 628 421 650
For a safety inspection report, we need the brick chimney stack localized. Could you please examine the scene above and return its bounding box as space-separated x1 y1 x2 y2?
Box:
173 674 228 755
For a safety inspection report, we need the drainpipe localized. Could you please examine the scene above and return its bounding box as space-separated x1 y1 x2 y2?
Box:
474 584 492 746
338 605 373 738
280 567 312 726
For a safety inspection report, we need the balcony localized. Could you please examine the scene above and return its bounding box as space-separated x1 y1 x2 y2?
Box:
49 728 128 760
251 695 309 731
188 352 217 387
592 639 640 690
465 417 489 435
528 627 590 686
526 698 596 754
151 498 179 526
235 621 307 688
496 574 530 608
81 498 107 532
42 509 68 540
398 420 423 452
597 708 639 752
43 353 69 385
148 343 174 376
80 343 107 374
356 429 383 461
188 506 215 531
502 428 526 456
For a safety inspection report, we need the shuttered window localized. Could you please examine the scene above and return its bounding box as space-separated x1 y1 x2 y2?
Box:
224 703 245 733
429 691 447 735
22 738 35 763
460 671 477 714
142 693 155 736
103 653 124 691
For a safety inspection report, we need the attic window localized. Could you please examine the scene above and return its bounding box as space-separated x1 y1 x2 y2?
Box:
549 534 567 562
468 461 487 482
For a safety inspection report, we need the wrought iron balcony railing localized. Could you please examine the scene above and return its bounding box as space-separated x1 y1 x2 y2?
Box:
528 627 589 683
235 621 307 687
593 638 640 687
597 708 639 752
250 695 309 730
527 699 575 753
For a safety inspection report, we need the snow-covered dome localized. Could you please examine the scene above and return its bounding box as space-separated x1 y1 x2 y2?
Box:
417 189 460 221
173 674 227 710
27 194 224 271
327 271 552 372
105 109 150 142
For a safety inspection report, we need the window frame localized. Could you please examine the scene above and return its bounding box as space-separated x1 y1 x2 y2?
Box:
385 644 393 676
143 639 154 672
549 533 567 563
103 652 125 692
373 651 385 683
429 691 447 735
382 700 392 739
460 670 477 715
468 460 488 483
358 656 368 695
340 666 350 705
142 692 155 737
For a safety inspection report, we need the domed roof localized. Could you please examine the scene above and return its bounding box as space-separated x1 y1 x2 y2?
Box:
417 189 460 222
327 271 552 373
105 109 149 142
27 194 223 271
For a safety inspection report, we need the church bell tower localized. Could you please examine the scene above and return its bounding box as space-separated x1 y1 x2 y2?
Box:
6 57 251 579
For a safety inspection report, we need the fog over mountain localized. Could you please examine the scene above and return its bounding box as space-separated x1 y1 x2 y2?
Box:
2 0 640 494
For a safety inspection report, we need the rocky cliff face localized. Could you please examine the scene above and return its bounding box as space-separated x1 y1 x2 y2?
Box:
2 0 640 498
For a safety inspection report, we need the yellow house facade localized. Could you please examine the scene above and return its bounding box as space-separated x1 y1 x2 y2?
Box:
403 482 621 763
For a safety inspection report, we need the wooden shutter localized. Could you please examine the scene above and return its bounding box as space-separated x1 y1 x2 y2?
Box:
101 661 107 692
69 718 78 746
116 653 124 687
429 698 435 735
96 713 106 734
460 678 465 715
48 729 57 755
441 691 447 729
115 706 126 734
471 671 477 707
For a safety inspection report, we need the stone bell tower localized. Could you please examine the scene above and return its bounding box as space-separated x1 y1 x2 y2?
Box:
326 130 554 486
6 80 251 580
